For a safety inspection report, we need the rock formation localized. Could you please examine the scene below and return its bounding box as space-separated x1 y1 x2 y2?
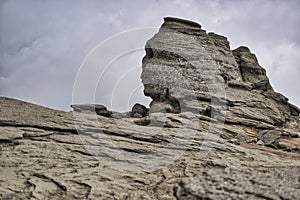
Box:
141 17 297 129
1 17 300 199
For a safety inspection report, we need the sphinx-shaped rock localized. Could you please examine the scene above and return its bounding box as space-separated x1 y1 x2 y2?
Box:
141 17 298 131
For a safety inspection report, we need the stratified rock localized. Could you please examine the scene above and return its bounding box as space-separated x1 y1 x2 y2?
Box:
289 103 300 116
232 46 271 90
1 96 300 199
141 17 297 131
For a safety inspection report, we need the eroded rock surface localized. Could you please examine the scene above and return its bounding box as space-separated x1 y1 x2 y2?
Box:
1 17 300 200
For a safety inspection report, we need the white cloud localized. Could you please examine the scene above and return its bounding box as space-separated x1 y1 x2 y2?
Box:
267 43 300 106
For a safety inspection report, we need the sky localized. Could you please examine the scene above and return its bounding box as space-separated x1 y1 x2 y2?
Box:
0 0 300 111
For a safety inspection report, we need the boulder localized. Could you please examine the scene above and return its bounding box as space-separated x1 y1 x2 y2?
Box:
257 130 282 146
130 103 149 118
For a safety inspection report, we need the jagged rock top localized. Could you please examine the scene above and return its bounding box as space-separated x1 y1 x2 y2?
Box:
164 17 202 28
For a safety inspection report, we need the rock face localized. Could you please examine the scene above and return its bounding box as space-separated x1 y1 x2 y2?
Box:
1 17 300 200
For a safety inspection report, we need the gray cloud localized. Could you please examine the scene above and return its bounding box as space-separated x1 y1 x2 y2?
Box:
0 0 299 111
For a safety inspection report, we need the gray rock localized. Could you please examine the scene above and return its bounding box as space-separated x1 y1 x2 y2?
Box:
149 102 174 113
229 138 240 145
180 112 195 119
71 104 112 117
256 140 265 145
235 132 247 143
232 46 270 89
111 112 131 119
131 103 149 118
249 138 258 143
257 130 282 146
290 132 300 138
289 103 300 116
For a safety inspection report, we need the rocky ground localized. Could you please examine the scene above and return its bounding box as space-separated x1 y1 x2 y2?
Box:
1 17 300 199
1 97 300 199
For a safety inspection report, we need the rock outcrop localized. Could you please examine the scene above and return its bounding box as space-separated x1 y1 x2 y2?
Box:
1 17 300 199
141 17 297 130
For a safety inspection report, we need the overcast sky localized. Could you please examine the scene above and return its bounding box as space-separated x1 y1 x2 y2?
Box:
0 0 299 111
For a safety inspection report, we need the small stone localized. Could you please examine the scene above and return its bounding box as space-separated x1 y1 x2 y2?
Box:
204 106 220 118
95 105 112 117
235 133 247 143
248 138 258 143
290 132 299 138
229 139 240 145
131 103 149 118
276 143 289 150
256 140 264 145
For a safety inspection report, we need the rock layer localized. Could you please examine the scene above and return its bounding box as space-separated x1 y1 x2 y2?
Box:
1 17 300 200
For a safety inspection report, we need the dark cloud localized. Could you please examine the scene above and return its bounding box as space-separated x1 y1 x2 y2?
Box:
0 0 299 110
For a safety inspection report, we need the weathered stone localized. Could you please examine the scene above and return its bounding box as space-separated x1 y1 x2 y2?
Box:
149 102 175 113
131 103 149 118
180 112 195 119
141 17 298 129
257 130 282 146
71 104 112 117
174 166 300 200
289 103 300 116
232 46 270 89
257 140 265 145
228 138 240 145
1 96 300 199
111 111 131 119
